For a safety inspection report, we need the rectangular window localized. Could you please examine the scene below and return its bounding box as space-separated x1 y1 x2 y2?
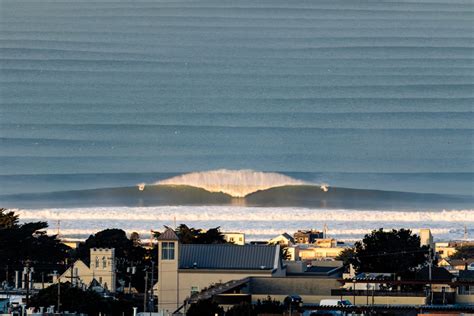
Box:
162 242 175 260
191 286 199 295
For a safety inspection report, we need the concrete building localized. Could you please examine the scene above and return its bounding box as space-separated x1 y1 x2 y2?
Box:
60 248 116 292
222 232 245 245
419 228 434 249
156 227 284 314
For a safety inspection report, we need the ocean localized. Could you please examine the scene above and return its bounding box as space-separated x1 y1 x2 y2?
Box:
0 0 473 241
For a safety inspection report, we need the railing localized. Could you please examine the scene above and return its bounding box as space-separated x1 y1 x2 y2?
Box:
331 289 425 297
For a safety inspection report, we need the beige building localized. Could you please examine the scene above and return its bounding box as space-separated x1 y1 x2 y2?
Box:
419 228 434 249
60 248 116 293
268 233 295 246
156 227 284 314
435 242 457 259
222 232 245 245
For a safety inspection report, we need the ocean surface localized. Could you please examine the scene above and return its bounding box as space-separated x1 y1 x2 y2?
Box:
0 0 473 241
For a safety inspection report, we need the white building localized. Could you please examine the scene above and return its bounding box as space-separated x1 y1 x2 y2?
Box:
223 232 245 245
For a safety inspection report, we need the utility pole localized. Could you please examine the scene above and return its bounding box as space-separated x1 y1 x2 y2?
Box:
143 269 148 313
150 261 155 314
24 260 31 307
57 273 61 313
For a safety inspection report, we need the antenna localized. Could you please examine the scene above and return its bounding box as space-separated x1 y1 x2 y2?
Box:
464 225 468 241
174 215 177 229
57 219 61 239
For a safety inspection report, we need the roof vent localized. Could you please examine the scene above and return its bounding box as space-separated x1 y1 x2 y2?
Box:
260 265 266 270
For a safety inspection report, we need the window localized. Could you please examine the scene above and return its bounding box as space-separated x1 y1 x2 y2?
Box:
191 286 199 295
161 242 175 260
102 256 107 268
95 257 99 268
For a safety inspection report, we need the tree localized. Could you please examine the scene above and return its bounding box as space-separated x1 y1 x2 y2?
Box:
336 247 356 267
451 245 474 260
349 229 428 278
75 229 147 292
0 209 70 284
186 299 224 316
175 225 226 244
0 208 19 228
30 283 135 316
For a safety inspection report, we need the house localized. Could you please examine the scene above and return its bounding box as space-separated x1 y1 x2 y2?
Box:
222 232 245 245
60 248 116 293
438 258 474 274
293 229 323 244
156 227 284 314
435 242 457 259
268 233 295 246
456 270 474 305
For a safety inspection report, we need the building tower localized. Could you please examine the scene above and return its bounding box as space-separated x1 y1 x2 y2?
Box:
90 248 116 292
157 226 180 313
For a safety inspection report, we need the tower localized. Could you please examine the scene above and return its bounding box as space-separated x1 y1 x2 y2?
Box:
157 227 180 313
90 248 116 292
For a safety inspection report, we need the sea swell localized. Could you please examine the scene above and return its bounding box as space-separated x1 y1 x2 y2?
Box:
2 183 472 210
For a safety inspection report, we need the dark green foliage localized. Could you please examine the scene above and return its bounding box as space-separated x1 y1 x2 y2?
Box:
225 297 284 316
75 229 148 292
176 224 227 244
0 209 70 283
186 299 224 316
336 247 356 267
451 245 474 259
0 208 19 228
349 229 428 277
29 283 135 316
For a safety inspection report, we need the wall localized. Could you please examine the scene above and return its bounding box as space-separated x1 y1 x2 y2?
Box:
456 293 474 305
177 270 274 304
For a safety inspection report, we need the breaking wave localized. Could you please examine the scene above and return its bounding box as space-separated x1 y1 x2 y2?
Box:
14 207 474 241
155 169 307 197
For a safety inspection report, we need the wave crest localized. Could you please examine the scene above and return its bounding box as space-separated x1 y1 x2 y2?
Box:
155 169 306 197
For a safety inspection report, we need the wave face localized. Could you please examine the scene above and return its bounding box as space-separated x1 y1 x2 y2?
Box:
156 169 306 197
2 183 473 210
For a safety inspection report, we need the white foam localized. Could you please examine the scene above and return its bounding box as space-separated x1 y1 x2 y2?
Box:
14 206 474 241
155 169 306 197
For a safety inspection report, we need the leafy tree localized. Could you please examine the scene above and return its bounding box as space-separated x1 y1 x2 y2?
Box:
0 209 69 284
0 208 19 228
175 224 226 244
29 283 135 316
186 299 224 316
225 297 284 316
196 227 226 244
336 247 356 267
451 245 474 260
349 229 428 278
75 229 147 292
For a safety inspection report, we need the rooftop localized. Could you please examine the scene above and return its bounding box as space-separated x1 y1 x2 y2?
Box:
179 244 279 270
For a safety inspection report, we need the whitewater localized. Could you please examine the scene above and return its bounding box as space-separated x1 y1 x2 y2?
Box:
14 206 474 242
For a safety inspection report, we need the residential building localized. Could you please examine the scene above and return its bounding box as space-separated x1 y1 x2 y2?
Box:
293 229 323 244
60 248 116 292
457 270 474 305
156 227 284 314
436 242 457 259
439 258 474 274
222 232 245 245
268 232 295 246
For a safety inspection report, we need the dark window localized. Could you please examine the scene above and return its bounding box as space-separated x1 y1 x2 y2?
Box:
162 242 175 260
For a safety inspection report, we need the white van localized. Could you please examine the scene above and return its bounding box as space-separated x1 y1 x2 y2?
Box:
319 299 352 306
